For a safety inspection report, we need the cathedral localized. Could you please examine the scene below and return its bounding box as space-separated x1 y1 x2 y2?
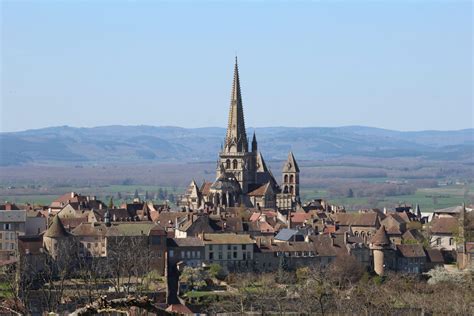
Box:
180 58 300 211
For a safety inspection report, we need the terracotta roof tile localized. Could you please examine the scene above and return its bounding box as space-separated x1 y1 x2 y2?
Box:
370 225 390 246
430 217 458 234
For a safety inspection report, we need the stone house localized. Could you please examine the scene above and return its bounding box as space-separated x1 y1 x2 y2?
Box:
167 237 205 269
334 212 381 244
200 233 254 272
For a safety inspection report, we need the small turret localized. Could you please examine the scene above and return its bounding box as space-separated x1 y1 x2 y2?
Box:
251 132 258 152
370 225 391 276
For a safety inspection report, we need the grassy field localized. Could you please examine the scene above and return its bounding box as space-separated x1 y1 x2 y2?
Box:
0 183 471 213
302 184 471 212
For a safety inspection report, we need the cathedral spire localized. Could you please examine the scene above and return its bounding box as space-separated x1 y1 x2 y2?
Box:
224 57 248 153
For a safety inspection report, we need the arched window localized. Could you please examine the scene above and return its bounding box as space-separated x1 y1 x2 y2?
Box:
233 159 238 169
226 159 231 169
290 175 294 183
289 185 294 194
284 175 288 183
283 186 288 193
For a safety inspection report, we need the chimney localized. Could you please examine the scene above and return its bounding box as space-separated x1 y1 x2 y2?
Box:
383 207 387 215
71 192 75 199
99 203 102 210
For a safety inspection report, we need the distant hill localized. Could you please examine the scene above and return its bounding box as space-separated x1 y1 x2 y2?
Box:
0 125 472 166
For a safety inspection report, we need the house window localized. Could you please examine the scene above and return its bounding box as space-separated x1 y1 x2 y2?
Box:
233 252 237 259
187 251 191 258
289 186 294 194
227 245 231 250
4 224 10 230
218 252 223 260
449 238 454 246
284 175 288 183
227 252 231 260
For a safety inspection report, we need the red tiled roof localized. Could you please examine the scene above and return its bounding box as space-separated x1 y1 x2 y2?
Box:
200 182 212 195
430 217 458 234
166 304 192 314
248 183 270 196
370 225 390 246
335 213 379 227
397 244 426 258
291 212 312 223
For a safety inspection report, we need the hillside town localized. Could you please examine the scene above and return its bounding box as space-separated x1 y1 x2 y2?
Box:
0 60 473 314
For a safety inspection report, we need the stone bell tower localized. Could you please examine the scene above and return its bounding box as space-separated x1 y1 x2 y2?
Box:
281 152 300 198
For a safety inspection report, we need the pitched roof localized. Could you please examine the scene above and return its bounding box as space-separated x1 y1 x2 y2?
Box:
282 152 300 173
335 212 379 227
425 248 444 263
44 215 69 238
168 237 204 248
370 225 391 246
0 210 26 222
434 205 465 214
402 229 425 243
430 217 458 234
275 228 303 242
166 304 193 314
200 182 212 195
248 182 272 196
201 233 254 245
396 244 426 258
72 222 159 237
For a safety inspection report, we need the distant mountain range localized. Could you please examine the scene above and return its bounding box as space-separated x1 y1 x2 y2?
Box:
0 125 473 166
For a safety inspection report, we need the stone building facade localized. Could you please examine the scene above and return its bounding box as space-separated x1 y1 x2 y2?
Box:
180 58 300 210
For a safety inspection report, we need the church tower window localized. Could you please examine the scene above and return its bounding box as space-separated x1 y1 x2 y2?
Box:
233 159 238 169
226 159 231 169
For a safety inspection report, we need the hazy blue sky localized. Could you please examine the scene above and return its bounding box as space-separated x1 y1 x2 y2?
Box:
1 1 472 132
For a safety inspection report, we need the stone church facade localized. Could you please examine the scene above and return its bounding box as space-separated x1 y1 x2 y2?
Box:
180 59 300 211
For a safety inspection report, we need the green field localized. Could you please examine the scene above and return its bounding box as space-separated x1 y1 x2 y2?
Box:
1 183 471 213
301 184 471 212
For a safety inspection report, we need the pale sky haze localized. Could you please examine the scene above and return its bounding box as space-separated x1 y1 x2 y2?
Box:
1 0 472 132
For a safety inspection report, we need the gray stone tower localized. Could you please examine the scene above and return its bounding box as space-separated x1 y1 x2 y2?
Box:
282 152 300 198
217 57 256 194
